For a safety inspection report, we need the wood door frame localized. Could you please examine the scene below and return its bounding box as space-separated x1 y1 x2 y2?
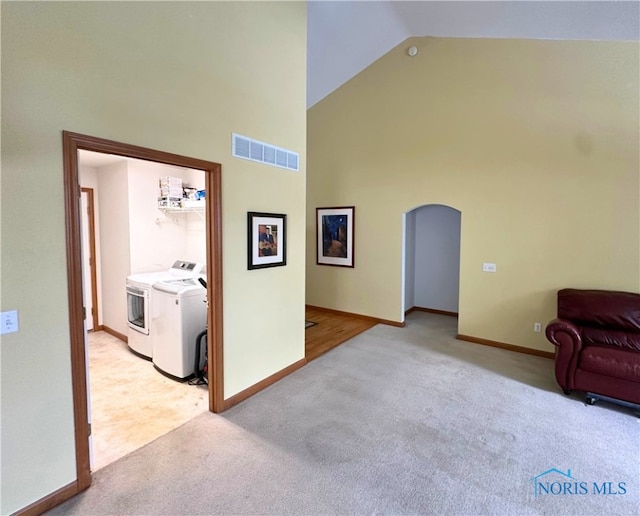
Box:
80 187 100 331
62 131 224 494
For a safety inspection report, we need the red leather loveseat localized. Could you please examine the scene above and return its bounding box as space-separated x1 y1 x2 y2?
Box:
545 288 640 407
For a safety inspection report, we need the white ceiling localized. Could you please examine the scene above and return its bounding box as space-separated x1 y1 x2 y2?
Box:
78 150 127 168
78 150 203 176
307 1 640 107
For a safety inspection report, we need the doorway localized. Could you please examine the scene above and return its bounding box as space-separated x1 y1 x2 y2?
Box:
63 131 224 492
78 150 210 471
403 204 461 321
80 187 99 332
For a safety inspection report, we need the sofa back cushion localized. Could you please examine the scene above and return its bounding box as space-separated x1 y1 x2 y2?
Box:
558 289 640 332
580 326 640 352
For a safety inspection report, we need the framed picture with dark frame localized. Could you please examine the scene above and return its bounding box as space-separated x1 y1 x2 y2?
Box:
247 212 287 270
316 206 355 267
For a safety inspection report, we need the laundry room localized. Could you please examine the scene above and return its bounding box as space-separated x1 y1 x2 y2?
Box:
78 150 209 471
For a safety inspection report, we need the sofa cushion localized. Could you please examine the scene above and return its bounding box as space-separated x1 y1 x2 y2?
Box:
558 289 640 332
579 345 640 383
580 326 640 352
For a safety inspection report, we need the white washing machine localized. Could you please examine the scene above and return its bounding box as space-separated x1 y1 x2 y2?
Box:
151 278 207 380
126 260 203 359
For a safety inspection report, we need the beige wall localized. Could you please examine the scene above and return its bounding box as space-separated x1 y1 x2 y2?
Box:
307 37 639 350
0 2 306 513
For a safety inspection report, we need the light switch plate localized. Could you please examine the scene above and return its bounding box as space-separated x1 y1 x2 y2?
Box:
482 263 497 273
1 310 19 335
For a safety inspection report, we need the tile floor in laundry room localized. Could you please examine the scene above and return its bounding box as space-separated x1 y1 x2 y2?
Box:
87 331 209 471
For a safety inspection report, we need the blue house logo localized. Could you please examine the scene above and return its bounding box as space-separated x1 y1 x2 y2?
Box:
531 468 582 497
531 468 627 497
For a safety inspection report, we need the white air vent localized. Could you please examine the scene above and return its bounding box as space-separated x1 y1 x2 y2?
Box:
232 133 300 172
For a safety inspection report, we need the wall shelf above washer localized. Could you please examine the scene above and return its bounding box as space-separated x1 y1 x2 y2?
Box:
158 198 205 213
158 198 205 219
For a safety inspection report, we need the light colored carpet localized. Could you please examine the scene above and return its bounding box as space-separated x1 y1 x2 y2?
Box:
49 313 639 515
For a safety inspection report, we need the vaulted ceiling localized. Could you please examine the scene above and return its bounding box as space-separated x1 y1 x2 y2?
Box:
307 1 640 107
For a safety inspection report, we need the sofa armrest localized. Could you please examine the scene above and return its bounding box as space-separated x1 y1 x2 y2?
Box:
546 318 581 349
545 318 582 391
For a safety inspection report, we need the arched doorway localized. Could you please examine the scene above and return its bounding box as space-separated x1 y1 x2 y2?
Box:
403 204 461 321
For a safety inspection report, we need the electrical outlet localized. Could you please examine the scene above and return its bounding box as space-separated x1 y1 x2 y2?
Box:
534 322 542 333
482 263 497 273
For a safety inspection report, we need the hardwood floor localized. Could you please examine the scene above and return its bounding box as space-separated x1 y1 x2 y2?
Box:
305 306 378 361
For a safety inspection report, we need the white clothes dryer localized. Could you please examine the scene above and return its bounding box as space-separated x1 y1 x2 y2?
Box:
151 278 207 380
126 260 203 359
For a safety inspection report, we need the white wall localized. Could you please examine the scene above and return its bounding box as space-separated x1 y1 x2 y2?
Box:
184 212 206 267
97 161 131 335
413 205 461 313
183 168 206 268
127 160 193 273
184 168 205 191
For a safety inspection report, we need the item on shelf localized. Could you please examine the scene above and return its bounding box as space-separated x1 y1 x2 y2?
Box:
157 177 205 212
159 176 182 186
158 196 183 209
159 176 183 198
183 187 198 200
160 187 183 198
